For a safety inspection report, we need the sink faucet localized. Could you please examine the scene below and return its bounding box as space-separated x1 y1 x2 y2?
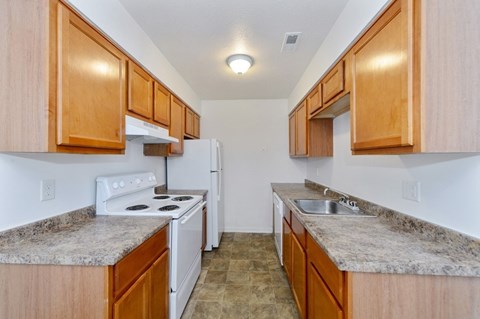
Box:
323 187 359 211
323 188 329 196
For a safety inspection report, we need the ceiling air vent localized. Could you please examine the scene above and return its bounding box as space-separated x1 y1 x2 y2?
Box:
281 32 302 53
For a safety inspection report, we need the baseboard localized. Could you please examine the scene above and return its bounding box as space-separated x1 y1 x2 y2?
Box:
223 227 273 233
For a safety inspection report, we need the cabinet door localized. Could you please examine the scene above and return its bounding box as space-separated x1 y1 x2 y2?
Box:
184 108 194 136
202 207 207 250
128 60 153 119
289 113 296 156
282 218 292 282
322 61 345 105
308 263 343 319
193 114 200 138
307 85 323 117
169 96 184 155
57 3 125 150
351 0 412 151
292 234 307 319
114 272 149 319
295 101 308 156
153 82 170 126
150 250 169 319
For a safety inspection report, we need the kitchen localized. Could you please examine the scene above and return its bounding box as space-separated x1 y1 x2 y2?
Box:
1 0 479 318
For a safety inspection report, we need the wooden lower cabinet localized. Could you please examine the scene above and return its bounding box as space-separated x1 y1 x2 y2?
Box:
114 271 150 319
0 226 170 319
291 231 307 319
282 218 293 282
308 263 343 319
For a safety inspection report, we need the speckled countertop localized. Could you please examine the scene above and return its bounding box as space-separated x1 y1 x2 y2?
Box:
0 206 170 266
272 182 480 277
155 186 208 197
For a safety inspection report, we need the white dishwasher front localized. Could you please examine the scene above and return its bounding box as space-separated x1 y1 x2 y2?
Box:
273 192 285 265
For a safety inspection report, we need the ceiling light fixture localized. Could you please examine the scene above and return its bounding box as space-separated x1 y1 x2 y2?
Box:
226 54 254 75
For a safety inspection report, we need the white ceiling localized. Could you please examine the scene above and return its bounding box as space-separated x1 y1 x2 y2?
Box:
118 0 349 100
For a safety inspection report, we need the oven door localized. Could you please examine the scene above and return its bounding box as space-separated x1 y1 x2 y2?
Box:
170 201 206 291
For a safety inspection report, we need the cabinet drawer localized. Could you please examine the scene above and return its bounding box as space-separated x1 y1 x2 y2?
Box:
322 60 345 104
307 232 344 306
307 84 322 116
113 226 168 299
291 213 306 249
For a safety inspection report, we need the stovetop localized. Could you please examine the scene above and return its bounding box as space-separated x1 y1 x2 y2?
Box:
96 172 203 218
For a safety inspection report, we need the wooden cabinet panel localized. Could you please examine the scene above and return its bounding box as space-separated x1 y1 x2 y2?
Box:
153 82 170 126
113 226 168 299
114 272 149 319
169 96 185 155
292 232 307 319
289 114 295 156
307 84 323 117
295 101 308 156
185 107 194 137
322 61 345 105
127 60 153 119
193 114 200 138
57 3 125 150
202 206 207 251
282 218 292 282
351 0 412 151
291 213 306 248
307 233 344 306
308 263 343 319
150 250 169 319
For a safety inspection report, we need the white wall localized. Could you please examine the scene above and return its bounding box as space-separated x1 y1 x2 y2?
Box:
288 0 389 110
201 100 306 233
0 142 165 231
307 113 480 239
67 0 200 112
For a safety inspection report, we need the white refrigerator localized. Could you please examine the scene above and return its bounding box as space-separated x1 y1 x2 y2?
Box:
167 139 224 250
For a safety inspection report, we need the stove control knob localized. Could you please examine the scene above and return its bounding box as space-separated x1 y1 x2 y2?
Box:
112 182 119 190
135 178 141 185
119 180 125 188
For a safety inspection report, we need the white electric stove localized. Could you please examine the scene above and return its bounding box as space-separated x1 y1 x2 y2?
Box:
96 172 205 319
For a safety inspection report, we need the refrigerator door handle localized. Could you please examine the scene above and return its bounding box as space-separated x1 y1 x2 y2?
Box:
217 172 221 201
216 142 222 171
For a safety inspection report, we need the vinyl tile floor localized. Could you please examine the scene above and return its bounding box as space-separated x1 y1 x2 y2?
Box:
180 232 299 319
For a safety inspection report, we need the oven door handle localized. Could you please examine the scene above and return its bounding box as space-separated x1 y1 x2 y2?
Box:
180 201 206 225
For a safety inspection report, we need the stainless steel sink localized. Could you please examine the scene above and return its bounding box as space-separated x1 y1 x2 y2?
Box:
292 199 373 217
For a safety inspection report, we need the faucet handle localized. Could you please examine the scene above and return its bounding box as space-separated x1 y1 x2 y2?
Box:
323 188 329 196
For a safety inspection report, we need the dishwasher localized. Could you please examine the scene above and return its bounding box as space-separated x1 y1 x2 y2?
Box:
273 192 286 265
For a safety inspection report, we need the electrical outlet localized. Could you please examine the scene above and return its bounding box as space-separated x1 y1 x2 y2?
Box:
41 179 55 201
402 180 421 202
316 168 320 177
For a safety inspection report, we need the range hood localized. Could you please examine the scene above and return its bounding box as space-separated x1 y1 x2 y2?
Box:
125 115 178 144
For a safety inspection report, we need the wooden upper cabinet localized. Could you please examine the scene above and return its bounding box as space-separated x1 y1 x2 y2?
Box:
295 101 308 156
184 107 194 137
128 60 153 119
307 84 323 117
289 101 333 158
57 4 126 150
289 114 296 156
193 114 200 138
351 0 412 152
1 1 126 153
322 60 345 105
169 96 185 155
153 82 171 127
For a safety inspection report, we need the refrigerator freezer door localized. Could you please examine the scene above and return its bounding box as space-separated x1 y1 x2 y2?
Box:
210 139 221 172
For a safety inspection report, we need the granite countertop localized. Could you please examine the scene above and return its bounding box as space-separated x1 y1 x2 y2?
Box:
154 186 208 196
272 183 480 277
0 207 170 266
